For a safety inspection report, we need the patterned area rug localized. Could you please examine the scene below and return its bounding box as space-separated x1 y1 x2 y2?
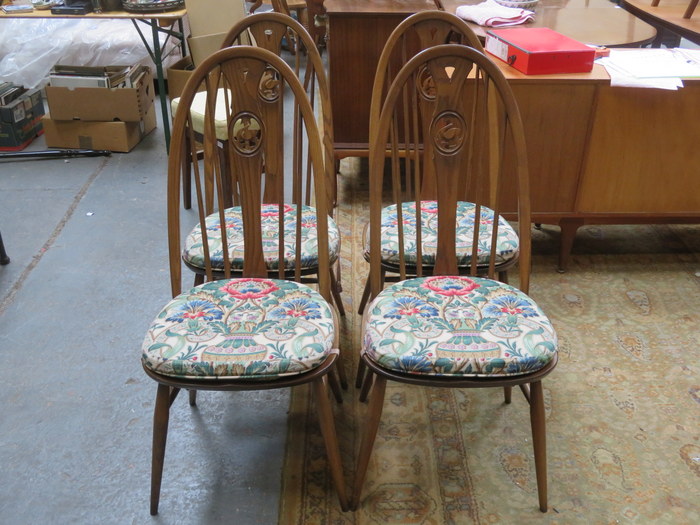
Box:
279 158 700 524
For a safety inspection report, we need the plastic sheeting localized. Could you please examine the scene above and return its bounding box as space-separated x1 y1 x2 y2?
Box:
0 18 182 88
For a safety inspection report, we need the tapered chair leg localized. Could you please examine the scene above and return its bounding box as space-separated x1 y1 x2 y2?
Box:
188 389 197 406
359 369 374 403
150 384 172 515
355 359 366 389
336 361 349 391
359 268 385 315
503 386 512 404
328 369 344 404
358 276 371 315
351 375 387 510
313 377 349 511
330 270 346 317
529 381 548 512
0 231 9 265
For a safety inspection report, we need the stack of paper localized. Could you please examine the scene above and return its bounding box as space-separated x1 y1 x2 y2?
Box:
598 48 700 90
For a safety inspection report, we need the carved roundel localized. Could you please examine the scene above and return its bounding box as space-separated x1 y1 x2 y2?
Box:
231 112 263 155
430 111 466 155
416 65 436 100
258 66 281 102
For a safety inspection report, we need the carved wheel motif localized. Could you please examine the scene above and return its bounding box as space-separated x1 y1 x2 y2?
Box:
232 112 263 156
430 111 466 155
416 66 436 100
258 67 281 102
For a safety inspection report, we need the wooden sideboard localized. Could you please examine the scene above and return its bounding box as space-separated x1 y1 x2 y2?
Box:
325 0 700 270
325 0 440 152
497 69 700 269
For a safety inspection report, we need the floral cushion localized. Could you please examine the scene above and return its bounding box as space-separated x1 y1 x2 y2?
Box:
183 204 340 272
363 201 519 267
142 278 336 379
364 276 557 377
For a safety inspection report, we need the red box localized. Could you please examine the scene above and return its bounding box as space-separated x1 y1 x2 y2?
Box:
485 27 595 75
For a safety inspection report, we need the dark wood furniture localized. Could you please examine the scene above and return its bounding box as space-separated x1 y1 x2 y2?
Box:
325 0 440 154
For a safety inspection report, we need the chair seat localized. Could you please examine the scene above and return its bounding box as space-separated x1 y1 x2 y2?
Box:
171 89 232 141
142 278 336 379
363 200 518 267
183 204 341 272
364 276 557 377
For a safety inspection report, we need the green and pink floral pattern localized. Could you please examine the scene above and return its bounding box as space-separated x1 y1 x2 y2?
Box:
364 276 557 377
142 278 335 379
183 204 340 272
364 201 518 267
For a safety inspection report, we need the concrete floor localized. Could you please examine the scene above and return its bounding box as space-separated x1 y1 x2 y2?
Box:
0 109 288 524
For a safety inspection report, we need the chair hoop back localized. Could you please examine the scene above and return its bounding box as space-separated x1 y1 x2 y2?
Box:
222 11 336 208
369 11 484 146
368 44 532 300
168 46 331 300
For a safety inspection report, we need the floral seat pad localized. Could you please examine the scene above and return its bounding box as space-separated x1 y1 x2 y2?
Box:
363 201 518 267
142 278 336 379
183 204 340 272
364 276 557 377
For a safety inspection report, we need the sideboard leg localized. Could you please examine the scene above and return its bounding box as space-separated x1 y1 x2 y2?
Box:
557 219 584 273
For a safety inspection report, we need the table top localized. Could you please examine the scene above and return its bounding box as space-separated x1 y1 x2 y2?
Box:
0 6 186 20
441 0 657 47
325 0 442 15
622 0 700 44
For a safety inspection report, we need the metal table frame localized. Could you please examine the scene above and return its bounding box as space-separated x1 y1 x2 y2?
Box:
0 8 188 150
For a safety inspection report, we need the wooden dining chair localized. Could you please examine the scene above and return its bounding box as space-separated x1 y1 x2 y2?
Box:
355 11 520 316
175 12 336 211
171 12 344 317
250 0 327 45
142 46 348 515
352 44 558 512
650 0 698 19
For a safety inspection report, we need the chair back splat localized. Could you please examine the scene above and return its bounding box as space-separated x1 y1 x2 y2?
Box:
223 12 337 209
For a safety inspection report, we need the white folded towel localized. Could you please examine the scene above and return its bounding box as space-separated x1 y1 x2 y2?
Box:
456 0 535 27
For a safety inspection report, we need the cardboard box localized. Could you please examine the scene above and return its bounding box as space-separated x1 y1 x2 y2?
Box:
188 32 228 68
167 56 198 99
42 103 157 152
485 28 595 75
184 0 246 37
0 89 45 151
49 65 135 89
45 67 154 122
